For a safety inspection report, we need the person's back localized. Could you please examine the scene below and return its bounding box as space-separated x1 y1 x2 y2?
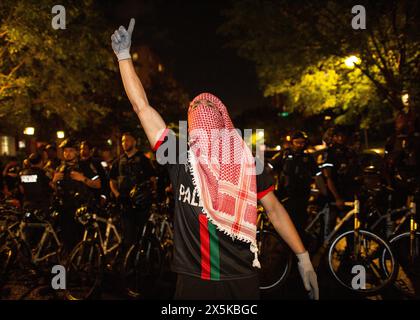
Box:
280 150 318 196
20 159 52 211
323 142 359 200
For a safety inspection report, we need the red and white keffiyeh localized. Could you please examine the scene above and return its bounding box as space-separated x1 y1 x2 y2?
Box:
187 93 260 268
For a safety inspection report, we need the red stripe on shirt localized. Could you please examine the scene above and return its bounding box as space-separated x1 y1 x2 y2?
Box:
257 185 275 200
199 214 211 280
152 128 170 152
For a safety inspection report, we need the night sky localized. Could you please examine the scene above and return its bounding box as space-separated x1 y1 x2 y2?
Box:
103 0 263 116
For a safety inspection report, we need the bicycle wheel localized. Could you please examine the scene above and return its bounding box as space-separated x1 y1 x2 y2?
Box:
0 239 34 283
328 229 397 295
382 232 420 298
65 241 102 300
257 230 293 292
0 243 14 286
123 235 163 298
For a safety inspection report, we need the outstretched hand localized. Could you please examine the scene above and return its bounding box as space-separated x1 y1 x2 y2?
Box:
111 18 135 61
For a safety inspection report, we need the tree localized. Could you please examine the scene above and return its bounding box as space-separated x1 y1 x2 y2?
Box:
221 0 420 126
0 0 115 135
274 56 392 129
0 0 189 147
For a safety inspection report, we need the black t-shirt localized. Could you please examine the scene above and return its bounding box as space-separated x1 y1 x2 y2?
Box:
322 145 360 198
109 151 156 197
154 130 275 281
80 157 109 197
274 149 321 197
19 167 52 208
385 132 420 182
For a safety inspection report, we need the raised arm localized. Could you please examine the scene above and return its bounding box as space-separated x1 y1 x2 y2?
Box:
111 18 166 147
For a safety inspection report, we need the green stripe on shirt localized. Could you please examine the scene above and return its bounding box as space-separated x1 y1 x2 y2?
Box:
208 221 220 280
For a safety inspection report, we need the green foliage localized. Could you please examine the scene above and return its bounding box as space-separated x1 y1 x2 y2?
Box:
222 0 420 127
0 0 115 131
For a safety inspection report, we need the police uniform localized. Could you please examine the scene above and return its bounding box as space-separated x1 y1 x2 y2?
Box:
19 166 52 211
321 145 360 201
55 160 99 251
110 151 156 246
79 157 109 200
385 131 420 207
273 149 321 237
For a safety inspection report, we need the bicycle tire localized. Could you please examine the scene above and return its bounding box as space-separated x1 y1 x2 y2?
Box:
0 243 14 287
382 232 420 298
65 241 103 300
122 235 163 299
257 230 293 292
328 229 397 295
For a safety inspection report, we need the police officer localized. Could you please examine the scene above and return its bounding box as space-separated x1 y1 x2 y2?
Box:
2 156 22 201
321 126 360 210
44 144 61 179
109 132 156 248
79 140 110 202
19 152 52 212
52 138 102 252
385 112 420 205
272 131 327 238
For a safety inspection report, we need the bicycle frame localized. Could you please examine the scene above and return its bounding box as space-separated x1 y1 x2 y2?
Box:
308 201 357 248
408 196 418 263
20 220 62 264
81 215 122 257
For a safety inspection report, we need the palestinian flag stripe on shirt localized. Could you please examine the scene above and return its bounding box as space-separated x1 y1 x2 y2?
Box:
199 214 220 280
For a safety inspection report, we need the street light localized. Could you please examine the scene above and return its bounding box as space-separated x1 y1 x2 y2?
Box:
344 55 361 68
402 93 409 107
56 131 65 139
23 127 35 136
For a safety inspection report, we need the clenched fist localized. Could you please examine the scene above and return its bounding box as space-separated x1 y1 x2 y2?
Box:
111 18 135 61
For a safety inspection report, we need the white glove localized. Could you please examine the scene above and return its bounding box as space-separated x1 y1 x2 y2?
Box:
297 251 319 300
111 18 135 61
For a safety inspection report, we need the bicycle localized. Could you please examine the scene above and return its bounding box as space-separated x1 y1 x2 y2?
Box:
122 203 163 299
0 207 63 289
65 203 122 300
256 206 294 292
380 191 420 298
314 197 398 295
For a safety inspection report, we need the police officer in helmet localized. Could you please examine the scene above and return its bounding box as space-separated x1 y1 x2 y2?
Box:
19 152 52 213
272 131 327 239
52 138 102 252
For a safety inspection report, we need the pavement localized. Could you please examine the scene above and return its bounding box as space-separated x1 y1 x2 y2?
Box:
1 262 418 300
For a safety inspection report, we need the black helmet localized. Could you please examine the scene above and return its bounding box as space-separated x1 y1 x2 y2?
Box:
291 130 308 141
59 138 78 149
28 152 43 166
45 143 57 151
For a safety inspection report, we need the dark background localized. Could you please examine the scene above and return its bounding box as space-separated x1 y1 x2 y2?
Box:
103 0 263 116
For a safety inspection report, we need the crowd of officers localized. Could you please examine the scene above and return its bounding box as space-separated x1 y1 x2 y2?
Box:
271 113 419 241
0 132 162 253
1 112 419 252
